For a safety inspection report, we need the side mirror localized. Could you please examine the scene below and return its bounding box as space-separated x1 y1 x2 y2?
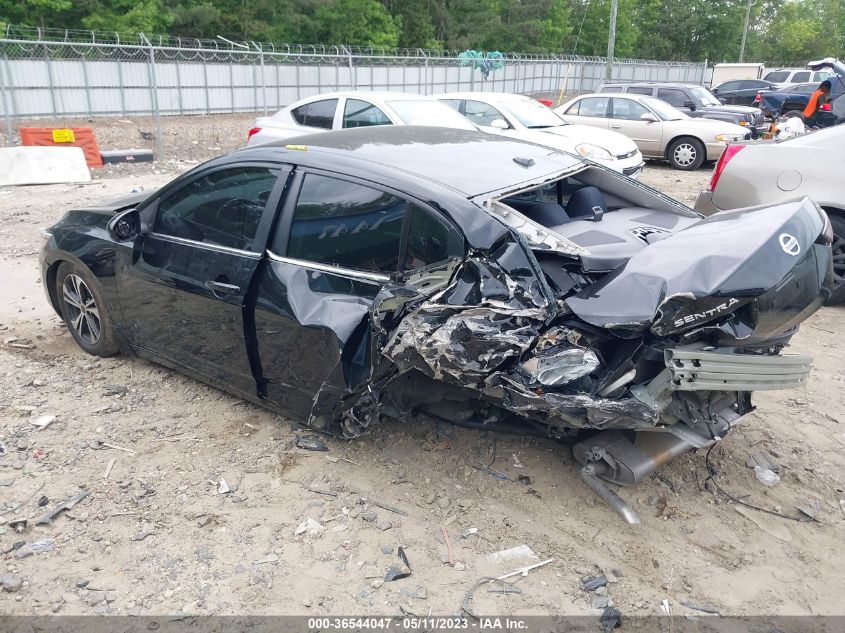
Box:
108 208 141 242
711 87 719 94
683 99 696 110
489 118 509 130
640 112 658 122
718 97 727 104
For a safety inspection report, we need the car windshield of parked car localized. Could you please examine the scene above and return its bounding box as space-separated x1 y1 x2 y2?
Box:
764 71 790 83
641 97 688 121
689 86 721 106
503 98 567 128
387 100 475 129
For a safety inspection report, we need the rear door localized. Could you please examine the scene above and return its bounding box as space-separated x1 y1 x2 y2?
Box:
560 96 610 130
608 97 662 156
118 163 290 394
253 170 465 421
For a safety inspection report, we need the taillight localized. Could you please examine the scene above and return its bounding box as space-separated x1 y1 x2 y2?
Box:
248 127 261 140
708 144 745 192
820 103 832 111
753 94 761 103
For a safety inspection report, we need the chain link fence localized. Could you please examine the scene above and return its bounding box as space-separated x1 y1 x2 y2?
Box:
0 26 709 160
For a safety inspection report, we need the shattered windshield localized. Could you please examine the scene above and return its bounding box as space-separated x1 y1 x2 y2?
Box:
504 99 567 129
387 100 477 129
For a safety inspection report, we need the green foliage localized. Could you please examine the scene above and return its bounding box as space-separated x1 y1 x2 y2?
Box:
2 0 845 63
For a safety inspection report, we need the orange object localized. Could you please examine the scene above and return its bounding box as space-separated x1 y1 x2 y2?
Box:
19 127 103 168
802 89 826 118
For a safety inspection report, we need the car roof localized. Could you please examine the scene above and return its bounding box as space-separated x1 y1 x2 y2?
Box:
602 82 699 88
437 92 532 101
236 126 583 199
291 91 433 101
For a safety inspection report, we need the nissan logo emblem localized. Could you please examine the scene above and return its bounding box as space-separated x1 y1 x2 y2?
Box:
779 233 800 256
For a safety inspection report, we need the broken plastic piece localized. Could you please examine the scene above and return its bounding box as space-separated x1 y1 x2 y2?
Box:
34 491 89 525
296 435 329 451
384 546 411 581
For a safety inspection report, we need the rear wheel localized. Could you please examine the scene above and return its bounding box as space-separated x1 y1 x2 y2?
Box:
56 261 120 356
667 137 705 170
827 213 845 305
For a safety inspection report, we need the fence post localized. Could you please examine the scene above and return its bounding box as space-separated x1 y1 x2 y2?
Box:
42 43 58 118
140 34 165 161
347 47 356 90
80 54 93 117
0 54 14 146
258 43 267 114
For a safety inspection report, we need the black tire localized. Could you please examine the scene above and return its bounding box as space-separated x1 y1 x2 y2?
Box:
827 213 845 305
667 137 705 171
55 261 120 356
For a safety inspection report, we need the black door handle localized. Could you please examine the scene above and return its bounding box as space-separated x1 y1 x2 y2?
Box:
205 280 241 296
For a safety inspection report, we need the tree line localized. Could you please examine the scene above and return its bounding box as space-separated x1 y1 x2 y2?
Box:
1 0 843 63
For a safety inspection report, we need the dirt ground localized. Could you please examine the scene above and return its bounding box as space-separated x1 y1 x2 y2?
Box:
1 137 844 620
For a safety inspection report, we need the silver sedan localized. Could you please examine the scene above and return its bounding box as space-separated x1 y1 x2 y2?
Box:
695 124 845 302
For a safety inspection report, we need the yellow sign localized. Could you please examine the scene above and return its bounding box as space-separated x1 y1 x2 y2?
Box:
51 129 76 143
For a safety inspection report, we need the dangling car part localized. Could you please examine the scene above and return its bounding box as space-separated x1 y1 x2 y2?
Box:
39 127 833 521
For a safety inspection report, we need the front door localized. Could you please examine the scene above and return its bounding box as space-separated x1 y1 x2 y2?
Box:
608 98 663 157
118 164 289 394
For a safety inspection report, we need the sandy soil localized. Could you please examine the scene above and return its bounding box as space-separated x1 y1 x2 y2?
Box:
1 157 844 619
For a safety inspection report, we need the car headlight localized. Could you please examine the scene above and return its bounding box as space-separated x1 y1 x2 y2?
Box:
715 133 743 142
575 143 613 161
39 228 52 248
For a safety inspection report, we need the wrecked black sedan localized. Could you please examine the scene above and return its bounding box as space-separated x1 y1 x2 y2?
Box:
40 127 833 522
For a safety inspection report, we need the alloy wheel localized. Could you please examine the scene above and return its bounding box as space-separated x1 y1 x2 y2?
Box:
673 143 697 167
62 274 102 345
832 232 845 289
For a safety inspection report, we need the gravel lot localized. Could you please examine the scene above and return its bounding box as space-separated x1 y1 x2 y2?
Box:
1 124 843 619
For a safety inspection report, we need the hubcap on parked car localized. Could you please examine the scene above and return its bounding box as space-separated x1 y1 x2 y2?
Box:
832 232 845 289
673 143 697 167
62 274 101 345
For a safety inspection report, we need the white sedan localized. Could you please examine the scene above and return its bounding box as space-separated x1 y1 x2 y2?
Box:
247 91 476 146
436 92 645 178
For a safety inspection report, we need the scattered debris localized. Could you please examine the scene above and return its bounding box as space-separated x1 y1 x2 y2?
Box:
217 479 231 495
131 531 156 541
517 474 533 485
1 574 23 593
294 517 324 537
745 450 781 475
29 538 55 552
486 544 538 565
35 491 89 526
93 440 136 454
599 606 621 631
32 415 56 430
384 547 411 582
9 519 27 533
0 442 6 457
796 498 824 520
103 458 116 480
368 499 408 517
296 435 328 452
37 496 48 507
441 527 454 567
253 554 279 565
361 511 377 523
306 487 337 497
661 599 672 616
681 601 721 614
754 465 780 487
582 575 609 591
461 558 554 617
487 585 522 594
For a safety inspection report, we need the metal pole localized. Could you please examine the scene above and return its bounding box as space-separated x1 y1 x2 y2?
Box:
141 34 164 161
739 0 754 62
605 0 618 82
0 55 14 146
43 44 58 118
80 54 92 117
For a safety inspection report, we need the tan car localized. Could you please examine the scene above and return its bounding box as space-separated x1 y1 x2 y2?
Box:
555 93 749 170
695 124 845 302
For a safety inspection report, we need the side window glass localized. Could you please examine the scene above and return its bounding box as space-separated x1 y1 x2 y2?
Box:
154 167 279 251
578 97 609 117
464 100 508 127
304 99 338 129
657 88 688 108
564 101 580 115
611 98 648 120
792 72 810 83
343 99 392 128
291 105 308 125
720 81 738 91
440 99 463 110
404 205 464 271
286 174 404 275
627 87 653 96
598 86 617 93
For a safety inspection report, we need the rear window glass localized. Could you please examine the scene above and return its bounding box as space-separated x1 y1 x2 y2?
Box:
578 97 609 117
404 206 464 271
628 87 653 96
291 99 338 129
287 174 403 275
764 71 790 82
791 72 810 83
